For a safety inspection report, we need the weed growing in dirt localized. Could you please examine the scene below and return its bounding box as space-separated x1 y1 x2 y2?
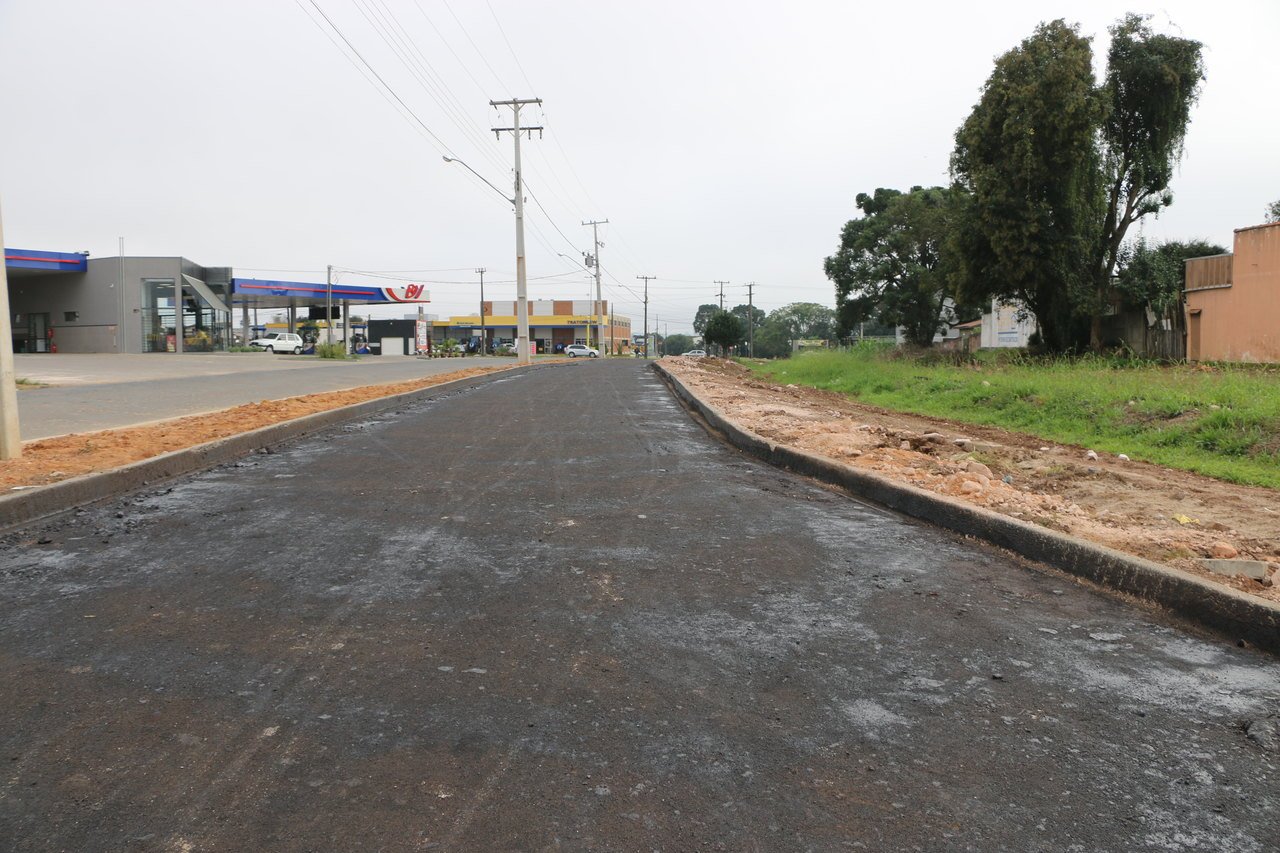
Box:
749 348 1280 488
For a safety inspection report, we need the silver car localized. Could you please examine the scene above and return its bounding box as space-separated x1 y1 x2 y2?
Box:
565 344 599 358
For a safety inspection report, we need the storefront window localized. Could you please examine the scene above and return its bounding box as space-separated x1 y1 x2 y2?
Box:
181 282 227 351
140 279 176 352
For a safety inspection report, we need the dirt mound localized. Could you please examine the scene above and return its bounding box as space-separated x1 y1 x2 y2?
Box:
662 356 1280 602
1 365 510 492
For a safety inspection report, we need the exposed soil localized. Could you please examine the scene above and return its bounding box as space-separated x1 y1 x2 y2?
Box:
0 365 513 492
661 356 1280 602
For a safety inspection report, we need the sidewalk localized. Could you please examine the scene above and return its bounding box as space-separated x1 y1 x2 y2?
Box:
13 353 497 439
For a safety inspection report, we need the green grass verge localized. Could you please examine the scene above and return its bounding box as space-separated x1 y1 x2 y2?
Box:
747 345 1280 489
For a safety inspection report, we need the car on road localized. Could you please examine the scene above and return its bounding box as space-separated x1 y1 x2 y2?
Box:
565 344 599 358
249 332 305 354
682 349 707 357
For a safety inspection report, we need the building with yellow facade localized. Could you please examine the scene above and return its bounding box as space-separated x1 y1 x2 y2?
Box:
432 299 631 354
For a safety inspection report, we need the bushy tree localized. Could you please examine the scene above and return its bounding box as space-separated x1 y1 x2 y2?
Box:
1266 199 1280 224
692 304 720 338
703 311 745 355
751 318 793 358
768 302 835 342
825 185 956 347
951 19 1102 353
951 15 1205 353
663 333 695 356
1116 237 1226 313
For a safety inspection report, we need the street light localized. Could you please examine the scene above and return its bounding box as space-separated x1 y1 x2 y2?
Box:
443 153 530 364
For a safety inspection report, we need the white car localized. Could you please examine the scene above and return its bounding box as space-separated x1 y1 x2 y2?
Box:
565 344 599 358
682 349 707 357
249 332 305 354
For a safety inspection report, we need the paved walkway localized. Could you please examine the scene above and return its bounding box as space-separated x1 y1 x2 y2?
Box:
12 352 510 438
1 360 1276 850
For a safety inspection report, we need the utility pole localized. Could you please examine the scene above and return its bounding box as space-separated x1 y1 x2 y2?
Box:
476 267 487 355
0 200 21 458
746 281 756 358
582 219 607 355
325 264 334 346
491 97 543 365
637 275 656 358
714 280 729 311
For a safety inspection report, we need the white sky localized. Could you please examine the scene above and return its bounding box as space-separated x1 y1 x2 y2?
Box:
2 1 1276 333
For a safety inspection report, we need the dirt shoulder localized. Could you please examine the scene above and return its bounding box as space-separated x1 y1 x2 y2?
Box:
1 364 517 492
661 356 1280 603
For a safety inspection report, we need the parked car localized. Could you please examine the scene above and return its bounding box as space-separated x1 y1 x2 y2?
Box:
249 332 305 354
565 344 599 358
682 349 707 357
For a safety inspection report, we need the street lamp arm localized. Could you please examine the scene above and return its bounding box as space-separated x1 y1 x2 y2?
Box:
442 156 513 205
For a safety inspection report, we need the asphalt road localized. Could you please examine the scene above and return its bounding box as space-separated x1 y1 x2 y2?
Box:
13 353 505 439
1 360 1277 851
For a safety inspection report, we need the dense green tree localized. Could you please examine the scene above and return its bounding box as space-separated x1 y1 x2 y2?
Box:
692 304 720 338
1115 237 1226 313
1266 199 1280 224
1088 14 1205 348
767 302 836 342
703 311 745 355
729 304 766 356
951 19 1103 353
825 185 957 347
751 317 794 359
662 333 695 356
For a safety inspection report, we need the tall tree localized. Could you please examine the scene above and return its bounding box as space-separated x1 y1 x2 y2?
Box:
951 19 1103 353
825 185 957 347
1089 14 1205 349
703 311 745 355
692 304 720 339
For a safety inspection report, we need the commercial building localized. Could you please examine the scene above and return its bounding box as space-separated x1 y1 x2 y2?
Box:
430 300 631 354
1184 222 1280 363
4 248 429 354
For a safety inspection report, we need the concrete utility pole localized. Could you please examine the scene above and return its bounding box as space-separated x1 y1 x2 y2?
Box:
582 219 607 355
491 97 542 365
472 267 486 355
746 281 756 358
325 264 334 345
637 275 656 358
714 280 729 311
0 202 21 458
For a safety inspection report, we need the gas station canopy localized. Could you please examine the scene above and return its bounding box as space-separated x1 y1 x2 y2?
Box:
231 278 430 305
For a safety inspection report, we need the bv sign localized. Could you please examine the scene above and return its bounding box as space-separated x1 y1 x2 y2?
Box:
382 284 431 303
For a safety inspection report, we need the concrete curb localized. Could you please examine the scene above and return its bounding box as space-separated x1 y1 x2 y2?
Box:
0 365 536 531
653 361 1280 654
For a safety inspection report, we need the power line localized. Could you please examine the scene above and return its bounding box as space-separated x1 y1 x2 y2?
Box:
301 0 455 156
485 0 537 95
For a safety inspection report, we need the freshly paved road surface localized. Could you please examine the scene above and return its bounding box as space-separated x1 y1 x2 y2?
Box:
1 360 1277 851
13 353 508 439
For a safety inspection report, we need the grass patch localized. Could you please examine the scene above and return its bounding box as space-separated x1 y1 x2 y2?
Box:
315 343 350 359
749 346 1280 489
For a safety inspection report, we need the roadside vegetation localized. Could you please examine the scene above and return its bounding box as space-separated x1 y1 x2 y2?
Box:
748 346 1280 489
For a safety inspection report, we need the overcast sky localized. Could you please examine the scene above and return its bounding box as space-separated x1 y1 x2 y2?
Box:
2 1 1277 332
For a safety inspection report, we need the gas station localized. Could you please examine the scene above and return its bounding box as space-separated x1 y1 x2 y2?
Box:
2 247 430 354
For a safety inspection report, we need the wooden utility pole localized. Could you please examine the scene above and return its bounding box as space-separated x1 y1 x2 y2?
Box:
714 280 729 311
